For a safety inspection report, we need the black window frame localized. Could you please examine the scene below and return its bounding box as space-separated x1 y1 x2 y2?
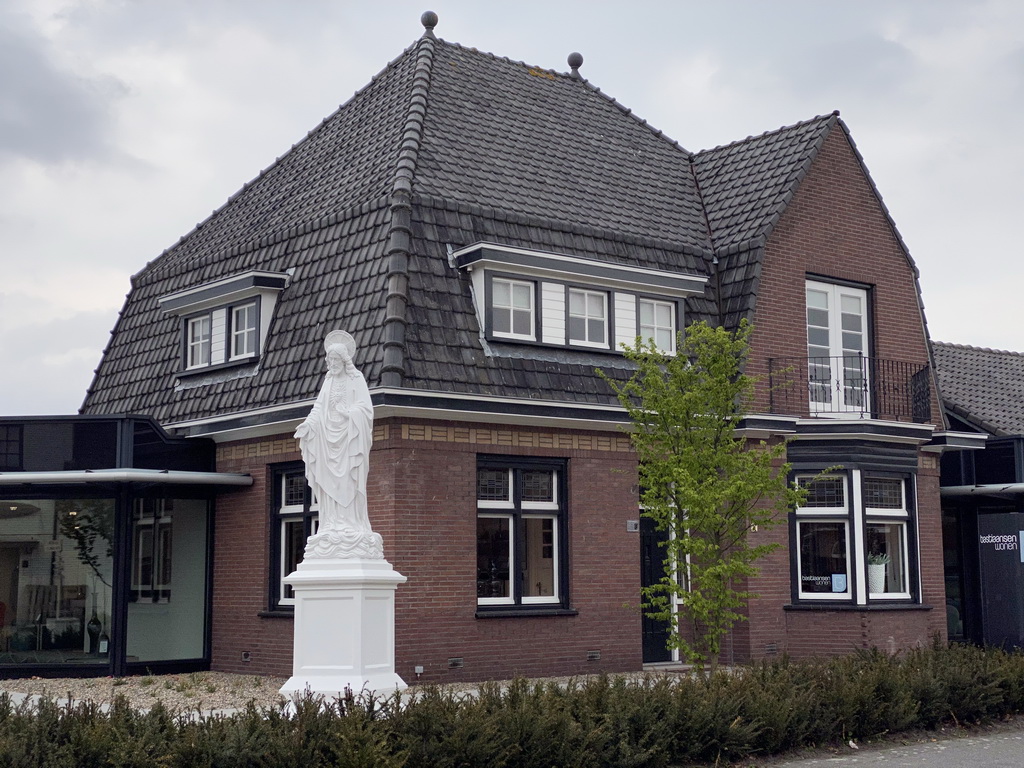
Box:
268 463 318 612
475 456 571 615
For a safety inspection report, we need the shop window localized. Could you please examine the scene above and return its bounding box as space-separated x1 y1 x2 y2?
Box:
476 459 566 609
793 471 916 604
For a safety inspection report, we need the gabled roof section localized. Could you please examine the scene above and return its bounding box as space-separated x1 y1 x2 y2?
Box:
933 342 1024 437
693 113 837 254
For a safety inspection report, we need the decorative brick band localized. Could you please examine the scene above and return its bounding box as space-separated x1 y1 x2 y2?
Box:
215 425 392 462
399 423 632 452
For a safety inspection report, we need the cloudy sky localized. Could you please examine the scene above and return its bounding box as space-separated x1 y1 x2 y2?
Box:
2 0 1022 415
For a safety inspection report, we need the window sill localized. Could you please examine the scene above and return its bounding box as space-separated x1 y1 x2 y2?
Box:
784 602 933 612
176 356 259 379
475 607 578 619
257 610 294 619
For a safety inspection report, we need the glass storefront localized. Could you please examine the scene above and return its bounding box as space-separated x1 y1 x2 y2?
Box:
0 415 245 677
0 498 114 665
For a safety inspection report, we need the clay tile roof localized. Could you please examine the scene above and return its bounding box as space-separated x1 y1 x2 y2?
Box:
933 342 1024 436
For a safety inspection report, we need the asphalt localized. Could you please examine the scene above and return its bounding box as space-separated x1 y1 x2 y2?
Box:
764 724 1024 767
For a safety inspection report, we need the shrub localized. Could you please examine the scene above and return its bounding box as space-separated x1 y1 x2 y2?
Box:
9 646 1024 766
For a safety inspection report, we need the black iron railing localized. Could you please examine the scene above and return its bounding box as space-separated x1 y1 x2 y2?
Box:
768 355 931 423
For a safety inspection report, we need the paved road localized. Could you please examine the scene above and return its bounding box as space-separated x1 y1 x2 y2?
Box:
768 727 1024 767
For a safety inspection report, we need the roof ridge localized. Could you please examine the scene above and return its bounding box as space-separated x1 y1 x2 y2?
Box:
380 32 437 387
694 111 839 156
934 341 1024 356
131 41 422 285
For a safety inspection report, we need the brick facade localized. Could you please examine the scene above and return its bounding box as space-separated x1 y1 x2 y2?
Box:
209 419 641 682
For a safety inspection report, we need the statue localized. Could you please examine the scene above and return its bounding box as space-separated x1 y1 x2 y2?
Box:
294 330 383 560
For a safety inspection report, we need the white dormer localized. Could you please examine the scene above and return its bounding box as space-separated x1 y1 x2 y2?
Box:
454 243 707 355
159 270 289 374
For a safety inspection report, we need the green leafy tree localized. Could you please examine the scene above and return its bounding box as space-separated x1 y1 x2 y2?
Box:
603 320 807 671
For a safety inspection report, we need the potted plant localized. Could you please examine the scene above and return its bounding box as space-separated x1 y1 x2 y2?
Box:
868 552 890 594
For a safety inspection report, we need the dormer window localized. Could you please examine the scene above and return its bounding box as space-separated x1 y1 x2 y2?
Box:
491 278 536 340
159 270 288 376
639 298 676 354
568 288 608 348
186 316 212 368
230 302 258 359
456 243 707 355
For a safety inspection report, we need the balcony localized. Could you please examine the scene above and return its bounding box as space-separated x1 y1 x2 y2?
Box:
767 355 931 423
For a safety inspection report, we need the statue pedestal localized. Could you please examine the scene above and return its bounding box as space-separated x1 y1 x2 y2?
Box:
279 557 407 702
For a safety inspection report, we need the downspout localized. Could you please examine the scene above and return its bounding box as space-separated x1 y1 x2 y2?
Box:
380 14 437 387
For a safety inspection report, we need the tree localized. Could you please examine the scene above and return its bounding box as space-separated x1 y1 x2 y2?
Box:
602 321 807 670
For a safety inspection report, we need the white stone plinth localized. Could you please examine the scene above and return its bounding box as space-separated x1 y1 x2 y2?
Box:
279 557 407 703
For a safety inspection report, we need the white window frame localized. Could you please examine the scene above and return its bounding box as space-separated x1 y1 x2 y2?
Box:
490 277 536 341
805 280 870 415
638 298 677 354
794 474 853 601
186 315 212 369
794 471 916 605
230 302 258 360
567 288 609 348
864 476 912 600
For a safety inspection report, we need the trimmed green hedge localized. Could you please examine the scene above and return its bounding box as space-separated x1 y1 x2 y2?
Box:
4 643 1024 767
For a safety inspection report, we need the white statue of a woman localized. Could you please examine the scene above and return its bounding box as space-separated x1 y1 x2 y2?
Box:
295 330 383 560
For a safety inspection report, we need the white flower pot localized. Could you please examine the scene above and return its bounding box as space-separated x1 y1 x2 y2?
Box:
868 562 886 594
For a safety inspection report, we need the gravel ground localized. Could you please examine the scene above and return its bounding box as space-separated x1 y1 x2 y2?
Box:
0 668 692 714
0 672 289 713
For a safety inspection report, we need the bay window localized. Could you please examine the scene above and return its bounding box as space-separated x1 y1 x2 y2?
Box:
793 470 916 605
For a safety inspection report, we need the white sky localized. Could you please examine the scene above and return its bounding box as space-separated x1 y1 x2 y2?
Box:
2 0 1022 415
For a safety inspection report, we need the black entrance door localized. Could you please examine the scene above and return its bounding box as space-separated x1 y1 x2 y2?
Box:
640 516 672 662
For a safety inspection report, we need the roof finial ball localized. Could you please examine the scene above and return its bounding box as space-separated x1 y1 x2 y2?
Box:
421 10 438 38
568 51 584 79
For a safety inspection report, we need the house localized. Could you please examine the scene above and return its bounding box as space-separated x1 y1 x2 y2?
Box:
0 12 957 680
933 342 1024 648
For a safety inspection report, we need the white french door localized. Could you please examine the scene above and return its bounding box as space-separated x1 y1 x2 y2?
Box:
806 281 869 415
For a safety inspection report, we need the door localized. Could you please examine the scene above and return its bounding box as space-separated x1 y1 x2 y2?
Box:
640 516 672 662
806 281 869 415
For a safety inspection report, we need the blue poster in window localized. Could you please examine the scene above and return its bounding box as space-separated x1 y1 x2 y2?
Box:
831 574 847 593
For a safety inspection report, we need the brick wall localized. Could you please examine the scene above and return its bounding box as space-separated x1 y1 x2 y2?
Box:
747 126 942 426
208 419 642 682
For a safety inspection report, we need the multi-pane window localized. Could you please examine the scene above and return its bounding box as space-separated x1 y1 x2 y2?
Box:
131 499 173 603
568 288 608 347
0 425 22 470
795 475 851 599
476 460 566 608
806 280 869 413
231 302 257 359
639 298 676 353
272 467 318 608
491 278 536 339
186 315 212 368
864 476 911 598
793 471 915 604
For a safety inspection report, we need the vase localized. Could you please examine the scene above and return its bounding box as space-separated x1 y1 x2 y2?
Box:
868 563 886 594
